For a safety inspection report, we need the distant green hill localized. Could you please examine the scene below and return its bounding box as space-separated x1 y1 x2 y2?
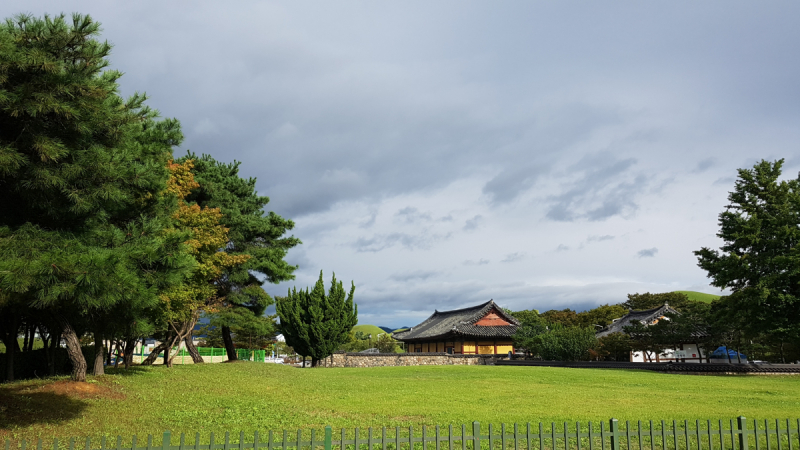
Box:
674 290 721 303
352 324 387 337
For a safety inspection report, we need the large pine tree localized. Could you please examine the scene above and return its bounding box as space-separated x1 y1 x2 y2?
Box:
0 14 192 381
695 159 800 360
179 153 300 360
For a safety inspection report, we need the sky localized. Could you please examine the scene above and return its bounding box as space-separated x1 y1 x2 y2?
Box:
4 1 799 328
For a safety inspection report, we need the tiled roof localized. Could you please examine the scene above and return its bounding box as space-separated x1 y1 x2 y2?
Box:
595 303 707 339
392 300 519 342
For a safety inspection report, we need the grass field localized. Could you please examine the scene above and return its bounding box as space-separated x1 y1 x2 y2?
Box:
674 291 721 303
1 362 798 443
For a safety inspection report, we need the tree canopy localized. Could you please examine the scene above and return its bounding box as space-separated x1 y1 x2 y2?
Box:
695 159 800 358
179 153 300 360
0 13 193 381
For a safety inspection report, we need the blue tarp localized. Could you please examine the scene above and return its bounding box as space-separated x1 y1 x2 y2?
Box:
711 346 746 359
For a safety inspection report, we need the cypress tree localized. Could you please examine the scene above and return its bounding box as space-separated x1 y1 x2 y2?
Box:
276 271 357 366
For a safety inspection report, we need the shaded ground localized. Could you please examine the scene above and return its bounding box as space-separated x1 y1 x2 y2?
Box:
0 378 124 431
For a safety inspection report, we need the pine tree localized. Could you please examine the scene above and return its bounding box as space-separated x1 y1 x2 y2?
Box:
178 153 300 360
141 160 249 367
276 271 357 366
694 159 800 361
0 14 193 381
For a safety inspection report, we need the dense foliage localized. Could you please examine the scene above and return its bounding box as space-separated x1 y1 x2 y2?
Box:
179 153 300 361
0 13 193 381
0 13 303 381
276 271 357 366
695 159 800 362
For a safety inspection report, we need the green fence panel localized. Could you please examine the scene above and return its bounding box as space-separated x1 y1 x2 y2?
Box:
4 417 800 450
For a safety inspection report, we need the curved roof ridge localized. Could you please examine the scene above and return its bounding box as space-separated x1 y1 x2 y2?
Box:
433 299 494 315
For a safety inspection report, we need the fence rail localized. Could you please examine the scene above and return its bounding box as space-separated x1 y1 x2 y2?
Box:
4 418 798 450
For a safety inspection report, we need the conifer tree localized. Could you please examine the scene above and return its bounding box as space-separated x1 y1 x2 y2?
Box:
141 160 249 367
0 14 192 381
178 153 300 360
695 159 800 361
276 271 357 366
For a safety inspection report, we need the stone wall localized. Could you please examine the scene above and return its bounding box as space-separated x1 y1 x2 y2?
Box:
320 352 507 368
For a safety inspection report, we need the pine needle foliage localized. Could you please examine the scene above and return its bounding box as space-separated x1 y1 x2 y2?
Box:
178 153 300 359
694 159 800 353
0 13 193 381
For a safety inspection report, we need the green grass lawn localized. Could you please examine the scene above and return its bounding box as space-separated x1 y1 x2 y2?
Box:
1 363 799 443
674 291 721 303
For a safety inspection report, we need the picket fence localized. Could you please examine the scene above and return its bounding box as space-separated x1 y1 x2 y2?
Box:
4 417 799 450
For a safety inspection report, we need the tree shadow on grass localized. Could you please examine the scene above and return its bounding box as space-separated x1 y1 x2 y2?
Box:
0 381 102 431
103 365 158 377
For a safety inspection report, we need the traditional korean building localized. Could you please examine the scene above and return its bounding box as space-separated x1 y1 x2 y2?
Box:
596 303 708 363
392 300 519 355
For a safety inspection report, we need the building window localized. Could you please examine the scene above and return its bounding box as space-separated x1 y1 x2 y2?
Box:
446 346 454 354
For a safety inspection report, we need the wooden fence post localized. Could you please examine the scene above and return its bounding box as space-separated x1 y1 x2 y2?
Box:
162 432 171 450
609 419 619 450
325 426 332 450
737 417 748 450
473 422 480 450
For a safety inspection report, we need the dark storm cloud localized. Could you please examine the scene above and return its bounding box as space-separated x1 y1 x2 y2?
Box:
637 248 659 258
546 153 646 222
483 164 550 205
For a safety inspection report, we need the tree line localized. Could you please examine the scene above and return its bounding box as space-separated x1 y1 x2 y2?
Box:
511 159 800 363
0 14 301 382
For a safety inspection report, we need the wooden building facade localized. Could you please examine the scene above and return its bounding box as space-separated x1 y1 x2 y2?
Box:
392 300 519 355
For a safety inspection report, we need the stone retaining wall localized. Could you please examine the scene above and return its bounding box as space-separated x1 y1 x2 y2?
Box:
321 352 506 368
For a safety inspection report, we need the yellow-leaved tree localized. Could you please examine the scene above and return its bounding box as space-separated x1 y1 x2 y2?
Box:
143 160 249 366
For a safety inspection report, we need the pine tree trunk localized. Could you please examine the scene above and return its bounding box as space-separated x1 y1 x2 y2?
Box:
93 332 105 376
222 325 238 361
48 331 60 376
184 334 204 363
28 325 36 352
56 316 87 382
123 337 136 368
22 324 29 354
163 334 180 368
141 337 171 365
105 335 113 366
113 340 121 368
